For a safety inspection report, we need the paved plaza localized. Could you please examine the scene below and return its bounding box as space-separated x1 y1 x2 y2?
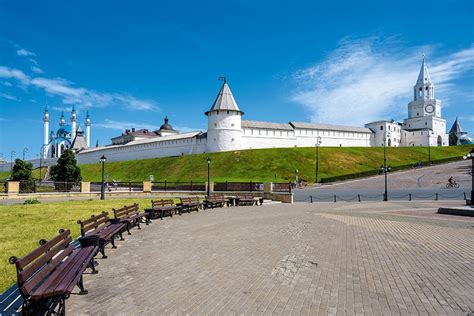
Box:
69 201 474 315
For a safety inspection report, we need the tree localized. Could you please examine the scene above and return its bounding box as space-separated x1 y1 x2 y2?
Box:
11 159 33 181
11 159 35 193
50 150 82 190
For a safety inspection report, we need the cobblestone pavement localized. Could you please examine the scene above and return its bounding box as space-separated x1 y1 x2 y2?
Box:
68 201 474 315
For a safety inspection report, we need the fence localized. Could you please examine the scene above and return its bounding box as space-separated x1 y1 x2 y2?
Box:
90 181 143 192
214 182 264 192
18 180 81 193
272 182 292 193
151 181 206 192
295 192 468 203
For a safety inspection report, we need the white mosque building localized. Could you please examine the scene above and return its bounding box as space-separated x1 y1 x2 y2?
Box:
42 105 91 159
41 58 451 165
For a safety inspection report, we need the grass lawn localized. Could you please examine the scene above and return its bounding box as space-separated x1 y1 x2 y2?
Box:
0 198 158 293
79 145 474 183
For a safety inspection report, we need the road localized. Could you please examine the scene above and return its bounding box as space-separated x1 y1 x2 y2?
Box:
293 159 472 202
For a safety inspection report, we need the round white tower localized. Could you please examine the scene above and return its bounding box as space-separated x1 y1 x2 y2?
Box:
205 79 244 153
43 106 49 158
85 111 91 148
71 105 77 140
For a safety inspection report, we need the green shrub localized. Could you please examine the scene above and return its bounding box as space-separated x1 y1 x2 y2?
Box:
23 199 40 205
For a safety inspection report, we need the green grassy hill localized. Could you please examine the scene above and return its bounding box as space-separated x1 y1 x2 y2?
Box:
77 145 473 183
1 145 471 183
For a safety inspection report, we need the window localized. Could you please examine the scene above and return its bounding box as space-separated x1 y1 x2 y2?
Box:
425 122 427 125
231 123 234 127
380 126 383 130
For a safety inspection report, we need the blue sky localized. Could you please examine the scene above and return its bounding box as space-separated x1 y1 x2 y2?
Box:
1 0 473 160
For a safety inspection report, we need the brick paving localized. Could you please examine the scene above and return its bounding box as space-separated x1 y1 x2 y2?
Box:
68 201 474 315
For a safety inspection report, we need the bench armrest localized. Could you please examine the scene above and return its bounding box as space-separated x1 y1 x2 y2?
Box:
78 234 100 248
109 218 121 224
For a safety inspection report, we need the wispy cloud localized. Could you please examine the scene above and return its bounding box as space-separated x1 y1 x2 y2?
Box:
0 65 159 111
291 38 474 126
0 93 19 101
95 119 160 131
16 48 36 57
31 66 44 74
2 81 12 87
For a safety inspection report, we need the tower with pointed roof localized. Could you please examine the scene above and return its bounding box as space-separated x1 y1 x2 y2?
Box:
402 56 448 147
205 78 244 152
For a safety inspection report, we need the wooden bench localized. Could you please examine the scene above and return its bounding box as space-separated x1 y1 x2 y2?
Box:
205 195 229 209
146 199 182 220
179 197 204 213
112 203 149 234
77 211 125 259
236 195 257 206
9 229 98 315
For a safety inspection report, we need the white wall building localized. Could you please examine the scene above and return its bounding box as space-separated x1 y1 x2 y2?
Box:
43 58 449 165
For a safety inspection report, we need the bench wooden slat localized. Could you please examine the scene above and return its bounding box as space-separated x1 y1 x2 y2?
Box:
21 243 74 296
19 236 72 284
16 230 70 270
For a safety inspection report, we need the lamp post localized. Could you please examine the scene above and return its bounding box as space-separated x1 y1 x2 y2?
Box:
99 155 107 200
463 149 474 205
315 136 322 183
22 147 28 160
39 145 45 182
10 151 16 173
207 158 211 197
427 130 432 165
382 132 391 201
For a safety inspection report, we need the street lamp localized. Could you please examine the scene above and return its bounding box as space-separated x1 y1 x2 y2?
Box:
99 155 107 200
10 151 16 173
207 158 211 197
22 147 28 160
315 136 322 183
382 132 392 201
463 149 474 205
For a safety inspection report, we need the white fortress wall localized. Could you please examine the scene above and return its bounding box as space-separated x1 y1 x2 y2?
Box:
76 132 207 165
293 128 372 147
241 128 296 149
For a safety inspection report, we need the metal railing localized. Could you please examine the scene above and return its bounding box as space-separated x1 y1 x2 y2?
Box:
151 181 206 192
18 180 81 193
214 181 264 192
90 181 143 192
295 192 468 203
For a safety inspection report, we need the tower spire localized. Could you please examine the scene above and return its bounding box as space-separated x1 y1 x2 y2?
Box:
416 54 432 85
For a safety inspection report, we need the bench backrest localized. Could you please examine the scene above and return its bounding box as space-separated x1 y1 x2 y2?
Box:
151 199 174 208
77 211 111 236
180 197 200 204
237 194 254 200
207 195 225 201
113 203 140 219
9 229 74 298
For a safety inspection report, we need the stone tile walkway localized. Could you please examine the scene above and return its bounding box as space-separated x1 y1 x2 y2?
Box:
68 201 474 315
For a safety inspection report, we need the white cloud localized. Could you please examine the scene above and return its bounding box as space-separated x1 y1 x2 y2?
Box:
0 66 159 111
31 66 44 74
16 48 36 57
0 66 30 84
0 93 19 101
291 38 474 126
